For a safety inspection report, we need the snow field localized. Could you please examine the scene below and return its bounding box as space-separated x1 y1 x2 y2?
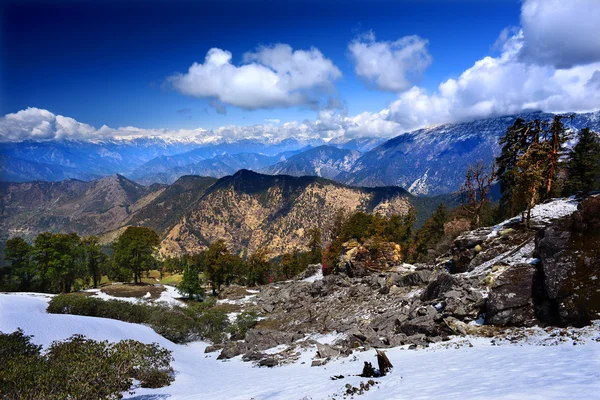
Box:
1 293 599 399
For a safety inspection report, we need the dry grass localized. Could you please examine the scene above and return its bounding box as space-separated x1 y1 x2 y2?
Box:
101 283 165 299
217 285 251 300
255 318 282 330
212 303 243 313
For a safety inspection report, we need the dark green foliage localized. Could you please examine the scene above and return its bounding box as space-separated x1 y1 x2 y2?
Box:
414 203 448 258
81 236 107 289
228 311 258 340
33 232 85 293
497 115 574 222
565 128 600 195
113 227 160 284
3 237 34 290
177 263 204 300
244 247 271 286
497 118 527 219
0 329 173 400
204 239 240 294
47 294 228 344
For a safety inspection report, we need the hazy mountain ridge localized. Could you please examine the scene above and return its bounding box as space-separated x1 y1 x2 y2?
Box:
261 145 361 180
2 112 598 194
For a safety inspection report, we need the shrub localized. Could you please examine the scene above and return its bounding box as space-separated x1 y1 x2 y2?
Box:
47 294 228 344
228 311 258 340
0 330 173 400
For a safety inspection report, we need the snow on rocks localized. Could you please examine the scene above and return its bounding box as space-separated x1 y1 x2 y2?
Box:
2 292 600 400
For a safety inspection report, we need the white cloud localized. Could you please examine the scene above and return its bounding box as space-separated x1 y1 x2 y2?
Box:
348 32 432 92
518 0 600 68
166 44 341 110
385 30 600 131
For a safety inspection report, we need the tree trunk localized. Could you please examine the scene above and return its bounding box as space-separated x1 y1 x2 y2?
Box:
376 350 393 376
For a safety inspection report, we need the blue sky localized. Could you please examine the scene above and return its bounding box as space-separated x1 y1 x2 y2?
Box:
2 0 521 129
1 0 599 143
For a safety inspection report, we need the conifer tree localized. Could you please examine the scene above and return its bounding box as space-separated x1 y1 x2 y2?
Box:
565 128 600 194
177 263 203 300
497 118 528 218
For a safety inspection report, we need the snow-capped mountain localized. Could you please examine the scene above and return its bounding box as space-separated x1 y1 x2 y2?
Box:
339 111 600 195
261 145 361 180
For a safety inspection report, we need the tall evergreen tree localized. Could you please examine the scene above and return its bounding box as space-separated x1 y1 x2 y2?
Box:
81 236 106 288
33 232 84 293
177 263 203 300
113 227 160 284
4 237 34 290
543 115 572 198
204 240 231 295
497 118 528 219
565 128 600 194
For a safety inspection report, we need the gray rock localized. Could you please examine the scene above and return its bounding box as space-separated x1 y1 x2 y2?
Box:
218 342 249 360
535 196 600 326
486 263 537 326
258 358 278 368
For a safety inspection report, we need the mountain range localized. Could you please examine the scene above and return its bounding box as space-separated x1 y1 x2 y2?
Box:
1 111 599 195
0 171 456 257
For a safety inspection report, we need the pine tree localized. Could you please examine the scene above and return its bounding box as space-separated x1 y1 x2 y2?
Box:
177 263 203 300
565 128 600 194
543 115 572 198
81 236 106 289
113 227 160 284
497 118 528 219
4 237 34 290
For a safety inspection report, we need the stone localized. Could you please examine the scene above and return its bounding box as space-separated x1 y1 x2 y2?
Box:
535 196 600 326
257 358 278 368
421 273 459 301
486 263 537 326
218 342 249 360
311 358 329 367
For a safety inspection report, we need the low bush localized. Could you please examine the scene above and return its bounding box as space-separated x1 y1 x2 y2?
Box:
228 311 258 340
47 294 229 344
0 329 173 400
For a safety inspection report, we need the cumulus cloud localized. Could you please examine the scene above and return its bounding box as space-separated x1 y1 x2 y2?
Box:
166 44 341 110
385 30 600 131
348 31 432 92
518 0 600 68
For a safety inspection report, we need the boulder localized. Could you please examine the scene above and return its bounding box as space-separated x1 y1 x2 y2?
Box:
421 273 458 301
218 341 249 360
535 196 600 326
486 263 538 326
244 329 303 351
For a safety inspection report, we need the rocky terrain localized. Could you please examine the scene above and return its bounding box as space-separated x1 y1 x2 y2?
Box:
208 195 600 368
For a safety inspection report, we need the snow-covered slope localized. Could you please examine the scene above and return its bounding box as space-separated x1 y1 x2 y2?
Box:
1 292 599 400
